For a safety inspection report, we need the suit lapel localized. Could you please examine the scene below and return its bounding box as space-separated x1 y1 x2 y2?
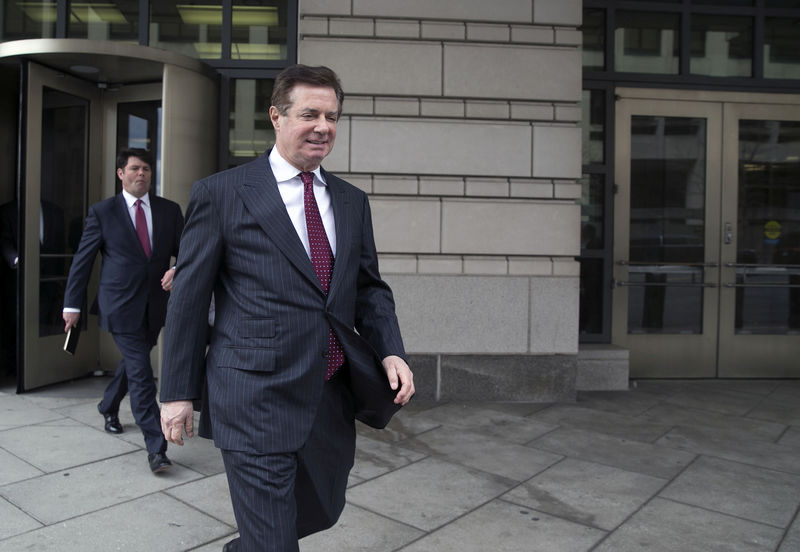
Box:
325 171 352 302
234 156 322 292
149 195 165 258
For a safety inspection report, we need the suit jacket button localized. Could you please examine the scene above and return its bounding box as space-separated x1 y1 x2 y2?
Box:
322 350 329 359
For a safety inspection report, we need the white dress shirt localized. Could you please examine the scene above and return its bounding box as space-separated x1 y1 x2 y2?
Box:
122 189 154 251
269 148 337 257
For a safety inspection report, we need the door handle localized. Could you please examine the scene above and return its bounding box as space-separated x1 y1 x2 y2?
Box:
724 222 733 245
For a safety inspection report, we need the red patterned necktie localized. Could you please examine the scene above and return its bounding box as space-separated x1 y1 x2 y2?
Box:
134 199 151 259
300 171 344 380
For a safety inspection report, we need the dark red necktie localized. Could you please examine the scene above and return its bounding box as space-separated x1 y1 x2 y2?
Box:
134 199 151 259
300 172 344 380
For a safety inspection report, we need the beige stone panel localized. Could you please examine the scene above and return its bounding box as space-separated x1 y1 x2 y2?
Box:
465 178 509 197
444 44 581 101
555 105 582 122
553 258 581 276
299 38 442 96
352 0 532 22
301 0 351 16
441 199 580 256
511 179 553 198
465 101 510 119
532 125 581 179
350 118 531 176
511 102 554 121
419 177 464 196
374 97 419 116
344 96 374 115
299 17 328 36
530 277 579 354
555 28 583 46
421 21 465 40
386 275 531 354
463 256 508 275
378 254 417 274
466 23 510 42
338 173 372 193
418 255 462 274
420 99 464 118
329 17 374 36
509 257 553 275
376 19 420 38
370 197 441 253
373 175 418 195
324 116 350 173
533 0 582 26
511 26 554 44
554 182 581 199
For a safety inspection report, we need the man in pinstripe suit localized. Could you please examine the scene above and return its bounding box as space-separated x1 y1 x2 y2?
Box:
159 65 414 551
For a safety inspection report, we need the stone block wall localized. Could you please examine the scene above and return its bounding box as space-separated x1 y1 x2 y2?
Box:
298 0 583 401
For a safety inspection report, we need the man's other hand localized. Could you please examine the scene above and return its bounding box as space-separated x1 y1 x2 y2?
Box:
160 400 195 445
382 355 415 405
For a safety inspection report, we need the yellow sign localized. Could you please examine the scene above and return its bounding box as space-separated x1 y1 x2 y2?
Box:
764 220 781 240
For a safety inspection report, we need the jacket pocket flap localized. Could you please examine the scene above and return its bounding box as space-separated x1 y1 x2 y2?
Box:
217 347 276 372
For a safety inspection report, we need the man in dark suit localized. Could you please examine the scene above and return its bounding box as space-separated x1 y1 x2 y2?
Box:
159 65 414 551
63 148 184 473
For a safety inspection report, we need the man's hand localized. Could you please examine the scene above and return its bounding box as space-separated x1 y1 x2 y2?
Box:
161 267 176 291
382 355 414 405
160 400 194 445
63 311 80 333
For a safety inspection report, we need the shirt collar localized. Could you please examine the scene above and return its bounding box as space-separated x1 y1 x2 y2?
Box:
122 189 149 208
268 148 326 186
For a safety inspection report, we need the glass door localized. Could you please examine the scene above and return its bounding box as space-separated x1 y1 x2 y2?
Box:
614 89 800 378
718 102 800 377
613 97 722 377
20 62 102 391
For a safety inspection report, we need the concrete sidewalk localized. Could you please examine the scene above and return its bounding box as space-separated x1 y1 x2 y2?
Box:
1 375 799 551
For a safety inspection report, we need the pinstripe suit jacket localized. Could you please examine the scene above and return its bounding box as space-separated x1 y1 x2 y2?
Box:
160 153 406 454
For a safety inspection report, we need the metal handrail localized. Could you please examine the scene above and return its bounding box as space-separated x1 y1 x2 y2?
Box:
617 260 717 268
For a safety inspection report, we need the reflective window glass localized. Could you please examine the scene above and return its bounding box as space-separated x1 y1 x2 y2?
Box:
615 11 680 74
628 115 707 334
67 1 139 41
582 8 605 71
580 174 605 251
231 1 288 60
40 88 89 336
764 18 800 80
149 0 223 59
229 78 274 159
581 90 605 165
579 258 604 335
1 0 57 40
690 15 752 77
736 119 800 334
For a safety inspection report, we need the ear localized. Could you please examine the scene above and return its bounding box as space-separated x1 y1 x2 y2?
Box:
269 106 281 130
116 167 124 180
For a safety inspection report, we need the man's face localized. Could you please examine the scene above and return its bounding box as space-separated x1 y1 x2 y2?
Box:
117 156 151 198
269 84 338 172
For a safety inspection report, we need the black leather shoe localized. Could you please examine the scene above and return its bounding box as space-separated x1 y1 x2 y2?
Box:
148 452 172 473
97 402 123 434
222 538 239 551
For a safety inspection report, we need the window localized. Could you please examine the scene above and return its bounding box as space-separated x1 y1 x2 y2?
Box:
1 0 57 40
615 11 680 74
68 0 139 41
